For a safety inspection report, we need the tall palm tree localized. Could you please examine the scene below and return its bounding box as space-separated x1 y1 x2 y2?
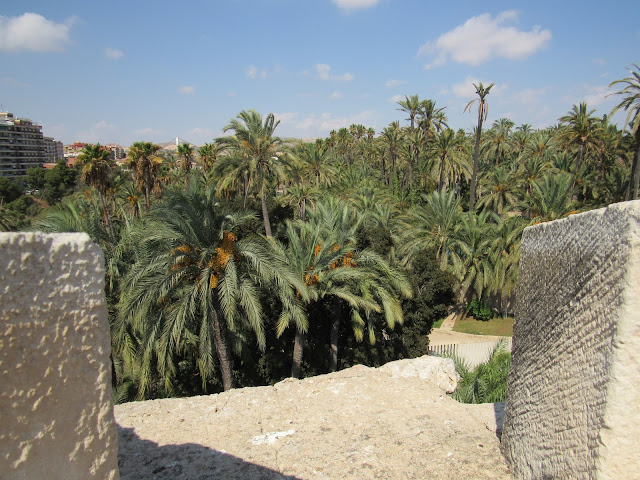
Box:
464 82 494 211
381 121 402 191
127 141 163 210
78 143 115 237
520 171 577 223
609 63 640 199
117 180 303 394
220 110 285 237
418 99 448 141
477 166 519 216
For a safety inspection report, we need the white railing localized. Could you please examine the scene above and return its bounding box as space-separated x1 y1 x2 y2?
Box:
428 338 512 368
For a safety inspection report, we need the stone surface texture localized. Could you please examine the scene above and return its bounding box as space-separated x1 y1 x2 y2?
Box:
0 232 120 480
116 356 510 479
501 201 640 480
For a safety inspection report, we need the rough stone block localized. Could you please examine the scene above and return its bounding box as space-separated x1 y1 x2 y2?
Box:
0 232 119 479
501 202 640 480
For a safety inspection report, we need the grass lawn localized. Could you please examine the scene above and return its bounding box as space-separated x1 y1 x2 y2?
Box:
432 317 445 329
452 316 514 337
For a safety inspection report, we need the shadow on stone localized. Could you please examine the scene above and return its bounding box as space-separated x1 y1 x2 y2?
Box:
493 402 505 440
118 426 301 480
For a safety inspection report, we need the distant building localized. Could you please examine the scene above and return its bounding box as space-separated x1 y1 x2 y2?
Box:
0 112 47 177
43 136 64 163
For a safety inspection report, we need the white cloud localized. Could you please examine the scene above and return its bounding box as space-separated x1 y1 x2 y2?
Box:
104 48 123 60
593 58 606 66
305 64 354 82
385 78 406 87
418 11 551 68
438 88 449 96
332 0 382 11
246 65 268 79
178 85 195 95
0 13 76 52
388 94 404 103
275 110 378 135
582 84 613 107
329 91 343 100
451 77 504 98
227 91 237 97
76 121 116 143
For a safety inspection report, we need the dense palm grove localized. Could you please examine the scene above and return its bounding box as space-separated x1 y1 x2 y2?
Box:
2 68 639 402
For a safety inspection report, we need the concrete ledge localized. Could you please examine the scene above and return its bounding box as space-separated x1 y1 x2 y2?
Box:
501 202 640 480
0 232 119 479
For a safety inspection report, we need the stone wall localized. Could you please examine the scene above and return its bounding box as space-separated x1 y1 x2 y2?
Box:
0 232 119 479
501 202 640 479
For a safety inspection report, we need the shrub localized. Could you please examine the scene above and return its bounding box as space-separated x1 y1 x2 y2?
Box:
450 340 511 404
466 298 493 321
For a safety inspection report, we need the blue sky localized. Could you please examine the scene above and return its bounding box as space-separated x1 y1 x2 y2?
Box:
1 0 639 146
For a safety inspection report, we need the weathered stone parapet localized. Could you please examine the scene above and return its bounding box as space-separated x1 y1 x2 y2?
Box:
0 233 119 479
501 202 640 480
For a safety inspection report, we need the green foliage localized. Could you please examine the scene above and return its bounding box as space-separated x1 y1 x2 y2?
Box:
451 341 511 404
466 298 492 321
42 159 78 204
0 177 23 203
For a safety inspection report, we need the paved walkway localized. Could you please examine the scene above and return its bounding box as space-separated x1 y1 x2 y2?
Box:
428 327 510 346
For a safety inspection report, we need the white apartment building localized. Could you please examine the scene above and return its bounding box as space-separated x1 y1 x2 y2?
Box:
0 112 47 177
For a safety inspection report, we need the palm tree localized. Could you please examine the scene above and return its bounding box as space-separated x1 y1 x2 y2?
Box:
78 144 115 237
449 211 496 305
430 129 469 192
464 82 494 211
270 198 411 376
520 171 577 223
177 143 194 185
127 141 163 210
198 142 226 174
418 99 448 141
609 63 640 199
399 190 462 268
116 180 303 394
381 121 402 191
477 166 519 216
220 110 285 237
298 143 337 188
556 102 604 171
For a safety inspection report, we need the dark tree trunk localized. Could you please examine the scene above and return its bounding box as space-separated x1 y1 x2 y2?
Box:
329 301 342 372
243 171 249 209
211 310 235 391
291 329 305 379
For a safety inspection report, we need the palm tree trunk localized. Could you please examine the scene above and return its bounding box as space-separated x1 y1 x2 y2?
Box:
291 328 305 378
329 301 342 372
632 140 640 200
211 310 235 391
260 194 272 237
99 191 115 238
439 156 446 192
469 119 483 212
243 171 249 209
